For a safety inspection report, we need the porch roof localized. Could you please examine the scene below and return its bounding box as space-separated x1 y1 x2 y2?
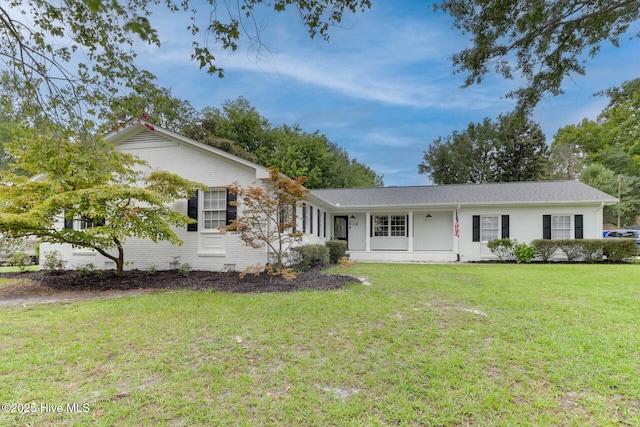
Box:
311 181 618 209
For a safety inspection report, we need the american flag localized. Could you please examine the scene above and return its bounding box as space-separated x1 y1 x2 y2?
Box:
454 210 460 237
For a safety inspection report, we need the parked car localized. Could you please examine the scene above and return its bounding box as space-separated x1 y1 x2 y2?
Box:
602 229 640 252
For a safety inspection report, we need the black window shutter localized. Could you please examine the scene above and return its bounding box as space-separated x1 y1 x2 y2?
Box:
501 215 510 239
64 212 74 229
96 218 106 227
406 215 409 237
310 207 314 234
323 211 327 238
575 215 584 239
302 204 307 233
292 204 297 233
472 215 480 242
543 215 551 239
317 210 321 237
187 190 198 231
226 189 237 226
370 215 373 237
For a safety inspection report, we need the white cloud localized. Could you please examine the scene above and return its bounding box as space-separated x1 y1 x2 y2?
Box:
139 2 488 110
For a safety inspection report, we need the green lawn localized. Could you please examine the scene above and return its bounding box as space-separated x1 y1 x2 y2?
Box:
0 265 39 274
1 263 639 426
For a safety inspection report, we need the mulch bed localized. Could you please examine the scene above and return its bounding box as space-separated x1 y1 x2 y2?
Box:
0 268 360 299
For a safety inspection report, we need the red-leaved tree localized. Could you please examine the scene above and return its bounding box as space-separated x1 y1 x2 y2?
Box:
226 167 309 272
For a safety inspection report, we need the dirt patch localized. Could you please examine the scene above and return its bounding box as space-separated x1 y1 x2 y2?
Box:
0 268 359 308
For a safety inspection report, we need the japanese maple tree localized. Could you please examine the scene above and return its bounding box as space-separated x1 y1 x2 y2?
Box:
0 128 203 275
226 167 309 272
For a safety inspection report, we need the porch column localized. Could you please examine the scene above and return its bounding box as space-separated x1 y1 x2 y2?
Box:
365 211 371 252
408 211 414 251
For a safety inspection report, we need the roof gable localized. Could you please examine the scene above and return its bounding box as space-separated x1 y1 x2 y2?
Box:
104 121 270 179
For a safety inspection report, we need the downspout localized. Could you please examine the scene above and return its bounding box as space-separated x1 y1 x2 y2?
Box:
597 202 604 237
456 205 461 262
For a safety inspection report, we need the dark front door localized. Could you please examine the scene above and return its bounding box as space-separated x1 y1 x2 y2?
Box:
334 216 349 244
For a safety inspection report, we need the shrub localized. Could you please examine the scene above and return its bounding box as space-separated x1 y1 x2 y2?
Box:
78 263 102 276
514 243 536 264
289 244 330 271
266 265 297 281
487 238 516 261
178 263 192 277
580 239 604 263
337 256 356 272
0 235 26 265
603 239 638 262
239 264 264 279
8 252 32 272
42 250 64 272
147 264 158 275
326 240 348 263
557 240 584 262
531 240 558 262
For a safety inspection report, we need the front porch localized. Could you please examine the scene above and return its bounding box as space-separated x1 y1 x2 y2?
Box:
333 210 460 263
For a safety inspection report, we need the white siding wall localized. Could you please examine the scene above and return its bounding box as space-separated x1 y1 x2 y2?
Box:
413 211 454 251
457 204 604 261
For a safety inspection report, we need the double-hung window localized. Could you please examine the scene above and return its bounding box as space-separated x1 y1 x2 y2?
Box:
202 189 226 230
551 215 571 239
480 216 499 242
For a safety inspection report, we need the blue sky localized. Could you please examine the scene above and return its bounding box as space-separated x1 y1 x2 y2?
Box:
137 1 640 186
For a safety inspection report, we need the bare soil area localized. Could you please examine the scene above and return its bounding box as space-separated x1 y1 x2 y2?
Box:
0 268 359 308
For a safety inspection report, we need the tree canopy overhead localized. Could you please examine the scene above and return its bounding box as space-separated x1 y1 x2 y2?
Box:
1 0 371 129
435 0 640 111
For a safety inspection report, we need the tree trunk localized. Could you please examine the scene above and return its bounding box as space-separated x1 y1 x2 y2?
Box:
114 238 125 276
94 238 125 276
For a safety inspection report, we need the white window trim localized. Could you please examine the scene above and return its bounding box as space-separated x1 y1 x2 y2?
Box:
551 214 572 240
373 214 407 238
201 188 227 231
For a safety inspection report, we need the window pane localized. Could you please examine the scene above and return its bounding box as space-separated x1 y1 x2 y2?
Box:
374 216 388 237
203 190 225 210
480 216 499 242
203 189 226 229
390 215 406 237
335 217 347 240
551 215 571 239
204 211 225 229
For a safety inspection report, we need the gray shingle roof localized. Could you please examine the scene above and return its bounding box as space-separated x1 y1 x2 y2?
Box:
311 181 618 208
